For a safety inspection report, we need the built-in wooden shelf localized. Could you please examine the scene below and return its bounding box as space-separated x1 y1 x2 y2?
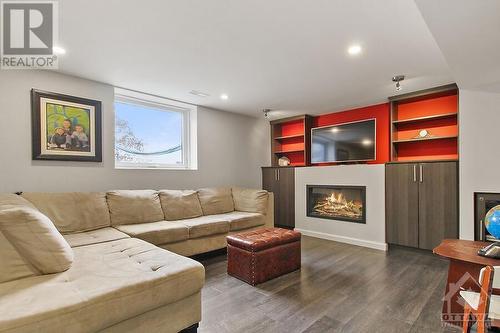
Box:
389 84 459 162
270 115 312 167
275 149 305 154
273 134 305 140
392 112 457 125
393 135 458 144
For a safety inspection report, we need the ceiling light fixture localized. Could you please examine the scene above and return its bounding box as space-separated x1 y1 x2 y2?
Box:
347 44 362 56
263 109 271 119
220 94 229 100
53 46 66 55
331 127 339 133
189 90 210 97
392 75 405 91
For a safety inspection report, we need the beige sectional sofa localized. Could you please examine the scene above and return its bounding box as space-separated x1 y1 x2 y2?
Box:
0 188 273 333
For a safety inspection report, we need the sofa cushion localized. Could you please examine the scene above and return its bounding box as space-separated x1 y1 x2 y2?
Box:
232 188 269 215
179 215 230 239
0 238 204 333
107 190 164 225
0 232 35 283
21 192 111 233
114 221 189 245
63 227 130 247
211 211 265 231
0 207 73 275
0 195 37 283
159 190 203 220
197 188 234 215
0 193 35 210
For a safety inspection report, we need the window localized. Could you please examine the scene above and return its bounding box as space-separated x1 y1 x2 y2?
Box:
114 88 197 169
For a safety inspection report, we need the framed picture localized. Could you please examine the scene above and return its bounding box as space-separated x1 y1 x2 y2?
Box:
31 89 102 162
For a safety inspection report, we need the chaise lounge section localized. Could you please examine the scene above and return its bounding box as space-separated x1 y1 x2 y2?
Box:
0 187 273 333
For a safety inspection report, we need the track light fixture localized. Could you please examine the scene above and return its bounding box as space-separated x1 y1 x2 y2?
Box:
392 75 405 91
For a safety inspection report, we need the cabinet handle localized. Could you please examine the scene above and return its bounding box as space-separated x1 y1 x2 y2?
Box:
277 169 280 181
413 165 417 182
419 164 423 183
275 169 278 181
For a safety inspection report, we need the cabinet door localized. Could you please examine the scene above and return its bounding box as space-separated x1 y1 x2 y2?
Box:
385 163 419 247
277 168 295 229
418 162 458 250
262 168 279 227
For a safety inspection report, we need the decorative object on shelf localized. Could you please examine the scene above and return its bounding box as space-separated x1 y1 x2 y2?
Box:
485 205 500 240
278 156 290 166
392 75 405 91
31 89 102 162
413 129 432 139
478 205 500 258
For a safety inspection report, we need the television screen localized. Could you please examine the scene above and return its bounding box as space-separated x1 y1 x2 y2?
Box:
311 119 376 163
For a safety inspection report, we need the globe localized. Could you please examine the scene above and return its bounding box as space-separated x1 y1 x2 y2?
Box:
485 205 500 239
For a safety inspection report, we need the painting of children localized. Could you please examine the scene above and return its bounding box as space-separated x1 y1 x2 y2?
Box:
32 89 102 161
46 109 91 151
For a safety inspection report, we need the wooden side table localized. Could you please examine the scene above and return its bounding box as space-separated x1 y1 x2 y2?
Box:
433 239 500 327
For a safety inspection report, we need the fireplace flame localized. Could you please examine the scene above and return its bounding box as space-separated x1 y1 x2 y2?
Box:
313 191 362 220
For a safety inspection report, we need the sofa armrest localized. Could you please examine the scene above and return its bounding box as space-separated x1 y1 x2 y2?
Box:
264 192 274 228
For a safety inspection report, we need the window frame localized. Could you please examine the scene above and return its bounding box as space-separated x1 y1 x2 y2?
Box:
114 88 197 170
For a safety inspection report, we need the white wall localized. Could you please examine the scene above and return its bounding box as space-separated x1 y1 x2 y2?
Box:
295 164 387 251
459 89 500 239
0 70 270 193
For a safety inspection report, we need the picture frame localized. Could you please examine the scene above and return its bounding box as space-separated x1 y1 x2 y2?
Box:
31 89 102 162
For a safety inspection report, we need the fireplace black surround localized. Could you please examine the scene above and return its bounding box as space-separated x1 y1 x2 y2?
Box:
475 192 500 242
306 185 366 223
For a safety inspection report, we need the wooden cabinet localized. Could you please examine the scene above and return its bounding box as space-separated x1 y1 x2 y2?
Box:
417 162 459 250
262 167 295 229
385 161 458 250
386 163 419 247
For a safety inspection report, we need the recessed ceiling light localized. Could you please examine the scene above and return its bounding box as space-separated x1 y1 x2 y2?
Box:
53 46 66 55
331 127 339 133
347 44 362 56
220 94 229 100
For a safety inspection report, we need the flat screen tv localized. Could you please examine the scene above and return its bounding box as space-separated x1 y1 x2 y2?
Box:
311 119 376 163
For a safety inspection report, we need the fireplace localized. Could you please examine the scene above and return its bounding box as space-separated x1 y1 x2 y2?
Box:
475 192 500 242
306 185 366 223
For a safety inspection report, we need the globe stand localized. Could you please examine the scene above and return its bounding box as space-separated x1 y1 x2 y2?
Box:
478 242 500 259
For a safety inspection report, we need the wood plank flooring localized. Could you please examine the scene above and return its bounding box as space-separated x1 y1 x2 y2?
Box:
197 236 463 333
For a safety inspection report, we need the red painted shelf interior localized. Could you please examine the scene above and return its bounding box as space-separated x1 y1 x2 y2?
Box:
273 119 306 166
393 93 458 161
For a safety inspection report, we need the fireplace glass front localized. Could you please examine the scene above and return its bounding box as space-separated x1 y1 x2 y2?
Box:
306 185 366 223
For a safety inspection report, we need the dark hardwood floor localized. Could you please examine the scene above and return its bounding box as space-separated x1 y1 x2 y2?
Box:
198 236 464 333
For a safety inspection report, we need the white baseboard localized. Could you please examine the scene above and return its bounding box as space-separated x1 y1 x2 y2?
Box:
294 228 388 251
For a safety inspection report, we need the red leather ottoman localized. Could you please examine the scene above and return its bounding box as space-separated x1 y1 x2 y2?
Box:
227 227 301 286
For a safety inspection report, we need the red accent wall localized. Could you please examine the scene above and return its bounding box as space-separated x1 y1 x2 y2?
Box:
313 103 390 164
